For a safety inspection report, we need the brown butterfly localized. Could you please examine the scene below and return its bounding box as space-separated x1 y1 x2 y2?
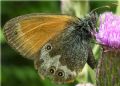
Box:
3 13 97 84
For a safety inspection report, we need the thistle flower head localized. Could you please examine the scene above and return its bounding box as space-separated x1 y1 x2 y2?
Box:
96 12 120 49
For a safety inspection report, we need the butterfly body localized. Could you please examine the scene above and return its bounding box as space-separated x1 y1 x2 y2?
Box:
4 13 97 83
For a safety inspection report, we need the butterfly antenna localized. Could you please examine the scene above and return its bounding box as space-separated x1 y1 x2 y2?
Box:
90 3 118 14
90 5 110 14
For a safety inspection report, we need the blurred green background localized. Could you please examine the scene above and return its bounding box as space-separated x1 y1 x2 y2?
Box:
1 1 118 86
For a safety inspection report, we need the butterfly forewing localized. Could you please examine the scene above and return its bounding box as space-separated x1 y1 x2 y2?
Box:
4 13 74 59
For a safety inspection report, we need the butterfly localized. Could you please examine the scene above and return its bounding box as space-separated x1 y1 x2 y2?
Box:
3 13 97 84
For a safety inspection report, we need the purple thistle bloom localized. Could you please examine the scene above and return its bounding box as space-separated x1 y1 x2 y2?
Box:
96 12 120 49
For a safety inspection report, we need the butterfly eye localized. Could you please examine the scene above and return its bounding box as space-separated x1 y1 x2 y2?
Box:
57 70 65 77
45 44 52 51
49 66 56 74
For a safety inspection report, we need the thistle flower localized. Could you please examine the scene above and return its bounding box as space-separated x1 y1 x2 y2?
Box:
96 12 120 85
95 12 120 49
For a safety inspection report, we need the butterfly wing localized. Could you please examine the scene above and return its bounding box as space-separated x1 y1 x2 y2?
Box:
4 13 74 59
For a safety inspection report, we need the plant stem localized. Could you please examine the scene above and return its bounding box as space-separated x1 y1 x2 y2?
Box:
96 47 120 86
